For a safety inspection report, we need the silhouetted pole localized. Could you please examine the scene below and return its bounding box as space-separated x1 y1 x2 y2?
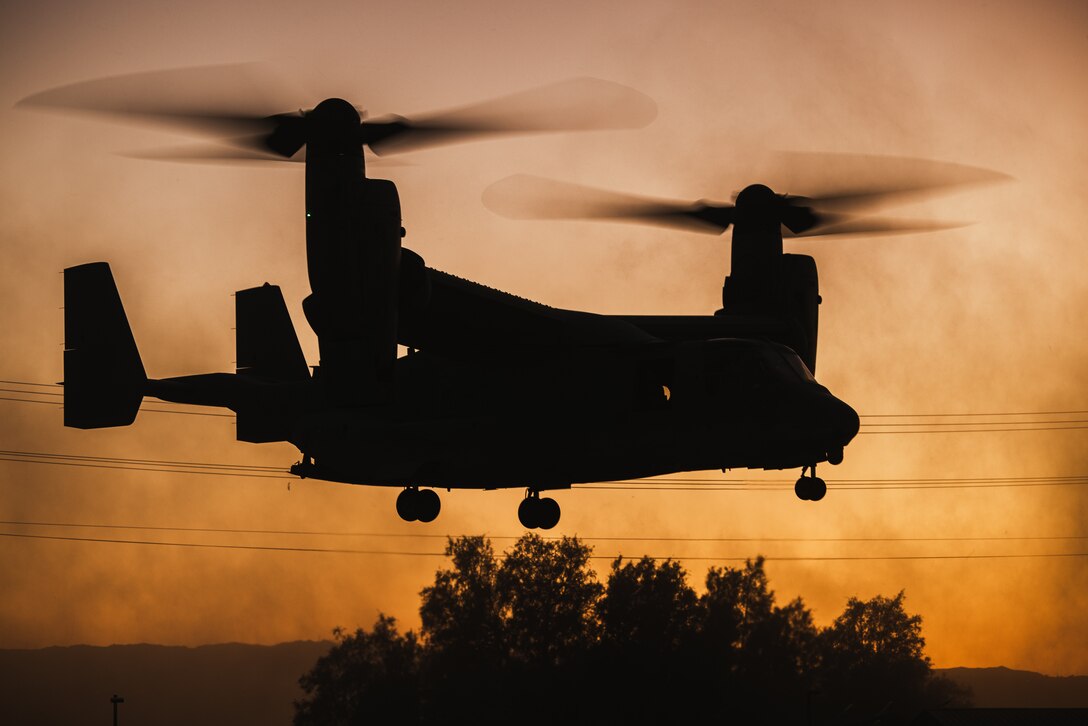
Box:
111 694 124 726
805 687 818 726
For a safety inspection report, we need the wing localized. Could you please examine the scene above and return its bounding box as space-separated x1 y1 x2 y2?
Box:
398 263 656 357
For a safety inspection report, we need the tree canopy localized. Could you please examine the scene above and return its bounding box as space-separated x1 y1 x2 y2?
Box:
295 535 966 725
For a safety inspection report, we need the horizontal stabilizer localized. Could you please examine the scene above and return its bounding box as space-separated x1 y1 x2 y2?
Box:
63 262 146 428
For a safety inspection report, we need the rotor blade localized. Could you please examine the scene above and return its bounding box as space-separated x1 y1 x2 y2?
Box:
366 78 657 155
767 152 1011 213
118 142 304 165
483 175 731 233
785 214 969 238
15 63 291 137
118 142 413 167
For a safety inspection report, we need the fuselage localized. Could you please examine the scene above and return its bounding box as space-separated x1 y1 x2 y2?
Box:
288 337 859 489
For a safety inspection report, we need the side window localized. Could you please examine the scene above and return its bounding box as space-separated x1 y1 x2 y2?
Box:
705 346 768 396
634 357 674 410
778 350 816 382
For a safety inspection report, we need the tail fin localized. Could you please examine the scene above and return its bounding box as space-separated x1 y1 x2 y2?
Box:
236 283 309 382
235 283 309 443
63 262 146 428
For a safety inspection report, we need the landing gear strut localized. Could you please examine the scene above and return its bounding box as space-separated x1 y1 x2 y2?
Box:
396 487 441 523
518 489 561 530
794 465 827 502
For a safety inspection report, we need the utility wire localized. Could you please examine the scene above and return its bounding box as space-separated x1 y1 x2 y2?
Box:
2 519 1083 543
2 395 231 417
0 449 284 471
3 531 1085 562
862 420 1088 426
0 388 62 397
0 456 289 480
1 449 1086 489
861 411 1088 417
3 379 1088 424
858 426 1088 434
5 393 1088 430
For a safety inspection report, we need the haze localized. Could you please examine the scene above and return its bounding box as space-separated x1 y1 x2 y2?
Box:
0 0 1085 675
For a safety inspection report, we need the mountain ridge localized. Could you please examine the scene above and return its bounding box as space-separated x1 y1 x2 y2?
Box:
1 642 1084 725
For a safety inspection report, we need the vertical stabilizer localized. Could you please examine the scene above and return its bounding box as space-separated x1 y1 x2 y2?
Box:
63 262 146 428
236 283 310 382
235 283 310 443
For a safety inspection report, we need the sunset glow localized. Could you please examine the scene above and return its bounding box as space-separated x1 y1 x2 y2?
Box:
1 0 1085 677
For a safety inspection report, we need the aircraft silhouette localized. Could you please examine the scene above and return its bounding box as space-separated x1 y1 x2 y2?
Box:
23 67 997 528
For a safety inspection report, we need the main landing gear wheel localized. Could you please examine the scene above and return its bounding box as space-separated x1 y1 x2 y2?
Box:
794 466 827 502
396 487 441 523
518 490 561 530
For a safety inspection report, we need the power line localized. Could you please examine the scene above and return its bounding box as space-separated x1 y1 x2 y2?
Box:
0 456 289 480
0 531 443 556
0 388 62 397
2 519 1084 543
862 420 1088 427
0 449 284 471
12 387 1072 429
2 396 231 417
586 476 1088 491
3 530 1085 562
859 426 1088 434
0 396 62 406
2 449 1086 490
3 378 1087 424
861 410 1088 418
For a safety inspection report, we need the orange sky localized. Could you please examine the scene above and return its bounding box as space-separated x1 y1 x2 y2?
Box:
1 0 1085 675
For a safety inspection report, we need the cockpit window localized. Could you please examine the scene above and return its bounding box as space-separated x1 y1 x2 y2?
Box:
704 341 771 394
777 350 816 382
703 339 815 393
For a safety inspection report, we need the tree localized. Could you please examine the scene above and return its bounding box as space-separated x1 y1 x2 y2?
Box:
416 535 505 723
697 558 818 722
817 591 966 724
599 556 697 657
593 557 699 722
295 536 960 725
417 534 603 723
495 533 603 668
293 615 420 726
418 536 503 667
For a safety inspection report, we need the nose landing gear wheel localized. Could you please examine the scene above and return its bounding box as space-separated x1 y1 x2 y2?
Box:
794 467 827 502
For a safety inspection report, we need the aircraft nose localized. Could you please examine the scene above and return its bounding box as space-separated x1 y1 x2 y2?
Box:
833 397 861 444
805 389 859 448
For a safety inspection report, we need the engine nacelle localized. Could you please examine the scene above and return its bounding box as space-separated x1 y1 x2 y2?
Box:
303 174 403 405
721 252 819 375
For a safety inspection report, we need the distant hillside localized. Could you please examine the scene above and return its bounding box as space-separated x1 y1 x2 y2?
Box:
0 641 332 726
2 643 1086 725
937 666 1088 708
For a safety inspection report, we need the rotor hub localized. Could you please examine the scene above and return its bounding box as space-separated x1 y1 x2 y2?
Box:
733 184 779 224
307 98 362 156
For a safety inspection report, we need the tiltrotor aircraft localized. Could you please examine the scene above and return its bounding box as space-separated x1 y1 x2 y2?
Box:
22 67 996 528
